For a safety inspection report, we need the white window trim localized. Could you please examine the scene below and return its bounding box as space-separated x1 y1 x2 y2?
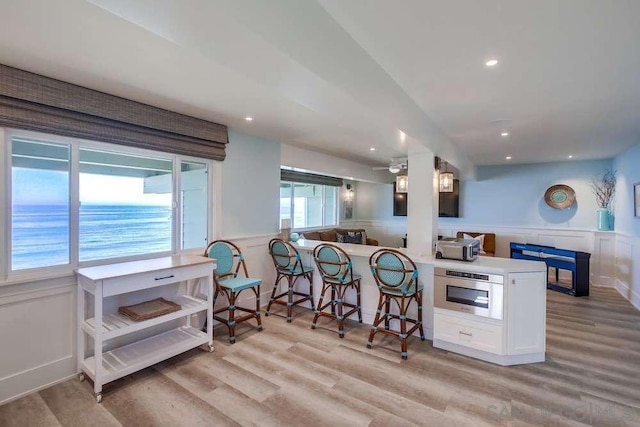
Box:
1 127 215 284
280 180 339 230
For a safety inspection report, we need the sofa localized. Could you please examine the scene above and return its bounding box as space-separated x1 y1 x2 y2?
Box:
301 228 378 246
456 231 496 257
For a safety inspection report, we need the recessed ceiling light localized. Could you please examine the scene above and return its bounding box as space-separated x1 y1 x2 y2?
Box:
245 116 253 121
568 155 573 159
505 156 512 160
370 147 376 151
486 59 499 67
501 132 509 137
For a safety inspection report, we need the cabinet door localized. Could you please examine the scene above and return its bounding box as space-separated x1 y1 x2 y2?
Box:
507 272 546 355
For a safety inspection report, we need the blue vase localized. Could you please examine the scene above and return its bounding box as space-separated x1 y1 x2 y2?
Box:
597 208 611 231
289 232 300 242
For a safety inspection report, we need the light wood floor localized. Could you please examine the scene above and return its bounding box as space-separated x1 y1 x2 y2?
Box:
2 287 640 426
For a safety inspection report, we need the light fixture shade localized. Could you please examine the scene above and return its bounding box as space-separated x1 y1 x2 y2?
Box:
439 171 454 192
388 165 401 174
344 184 354 201
396 175 408 193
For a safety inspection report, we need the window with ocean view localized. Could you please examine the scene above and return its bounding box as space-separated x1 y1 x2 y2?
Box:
12 139 70 270
9 132 211 273
79 149 173 262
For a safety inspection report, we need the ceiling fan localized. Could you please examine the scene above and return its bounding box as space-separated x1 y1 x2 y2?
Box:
372 157 408 174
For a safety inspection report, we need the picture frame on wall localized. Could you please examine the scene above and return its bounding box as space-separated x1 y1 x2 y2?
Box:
635 183 640 218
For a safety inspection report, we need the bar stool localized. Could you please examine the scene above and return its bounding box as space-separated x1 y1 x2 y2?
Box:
368 248 425 359
312 243 362 338
267 238 314 322
204 240 262 343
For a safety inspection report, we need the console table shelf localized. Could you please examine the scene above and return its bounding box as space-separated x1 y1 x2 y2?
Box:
82 295 208 340
80 326 208 386
76 255 215 403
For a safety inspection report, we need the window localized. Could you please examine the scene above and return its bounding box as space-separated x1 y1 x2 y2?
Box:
280 181 338 229
180 161 208 250
78 148 173 262
7 130 211 273
11 138 70 270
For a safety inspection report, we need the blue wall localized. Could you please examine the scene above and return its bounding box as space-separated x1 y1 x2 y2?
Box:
221 129 281 237
439 159 613 229
613 143 640 237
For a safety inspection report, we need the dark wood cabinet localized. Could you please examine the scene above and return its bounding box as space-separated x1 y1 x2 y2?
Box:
393 182 407 216
439 179 459 218
393 179 460 218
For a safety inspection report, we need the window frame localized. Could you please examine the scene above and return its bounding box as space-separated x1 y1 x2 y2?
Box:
280 180 339 230
1 127 216 283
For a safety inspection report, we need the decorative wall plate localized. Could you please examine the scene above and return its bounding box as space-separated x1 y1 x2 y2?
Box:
544 184 576 209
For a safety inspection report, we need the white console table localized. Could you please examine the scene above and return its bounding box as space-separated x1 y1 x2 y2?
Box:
76 255 215 402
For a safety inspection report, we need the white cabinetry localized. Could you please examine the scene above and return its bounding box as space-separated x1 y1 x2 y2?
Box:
76 255 215 402
592 232 616 287
434 270 546 366
434 313 503 354
506 271 546 356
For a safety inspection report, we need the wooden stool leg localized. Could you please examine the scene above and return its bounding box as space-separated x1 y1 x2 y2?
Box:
286 275 294 323
312 282 328 329
417 292 425 340
330 287 336 316
355 280 363 323
399 297 408 359
384 297 391 330
337 285 345 338
367 293 385 349
228 291 237 344
255 285 263 331
306 271 314 305
266 273 281 316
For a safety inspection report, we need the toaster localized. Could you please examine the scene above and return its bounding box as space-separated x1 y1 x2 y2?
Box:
435 238 480 261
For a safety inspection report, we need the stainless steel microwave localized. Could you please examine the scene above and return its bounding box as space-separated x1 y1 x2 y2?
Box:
434 268 504 320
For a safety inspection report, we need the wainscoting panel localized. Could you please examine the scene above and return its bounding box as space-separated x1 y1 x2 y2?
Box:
0 281 76 404
615 234 639 310
353 221 620 288
593 232 616 287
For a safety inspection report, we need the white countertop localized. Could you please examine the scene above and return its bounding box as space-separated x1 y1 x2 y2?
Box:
76 255 214 281
294 239 546 275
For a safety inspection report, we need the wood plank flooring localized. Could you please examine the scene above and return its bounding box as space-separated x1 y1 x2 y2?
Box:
1 286 640 426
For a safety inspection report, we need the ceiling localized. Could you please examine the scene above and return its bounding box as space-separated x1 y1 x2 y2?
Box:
0 0 639 174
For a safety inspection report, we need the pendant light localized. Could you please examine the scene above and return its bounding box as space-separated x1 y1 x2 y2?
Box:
396 171 408 193
439 161 454 193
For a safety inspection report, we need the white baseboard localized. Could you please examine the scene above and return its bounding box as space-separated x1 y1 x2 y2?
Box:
0 355 76 405
615 278 640 311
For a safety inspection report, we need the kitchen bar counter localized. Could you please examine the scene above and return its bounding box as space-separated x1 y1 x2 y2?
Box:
293 239 547 365
294 239 546 274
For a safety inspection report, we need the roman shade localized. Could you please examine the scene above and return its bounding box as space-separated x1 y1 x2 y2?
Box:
280 169 344 187
0 64 228 160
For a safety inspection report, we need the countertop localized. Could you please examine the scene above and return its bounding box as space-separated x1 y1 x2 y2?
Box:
294 239 546 275
76 255 214 281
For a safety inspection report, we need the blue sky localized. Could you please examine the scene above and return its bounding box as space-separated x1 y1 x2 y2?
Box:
12 168 171 206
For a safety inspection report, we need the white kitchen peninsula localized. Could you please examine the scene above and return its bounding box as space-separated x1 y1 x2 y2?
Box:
294 239 547 366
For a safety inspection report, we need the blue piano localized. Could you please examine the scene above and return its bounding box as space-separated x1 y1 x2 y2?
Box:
510 242 591 296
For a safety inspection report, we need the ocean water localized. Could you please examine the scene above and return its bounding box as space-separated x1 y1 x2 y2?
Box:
12 204 172 270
